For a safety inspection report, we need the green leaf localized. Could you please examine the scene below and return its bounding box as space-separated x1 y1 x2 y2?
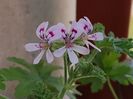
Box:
0 95 9 99
0 82 5 91
109 64 131 77
15 80 36 98
0 67 29 81
93 23 105 33
91 79 103 92
0 75 6 91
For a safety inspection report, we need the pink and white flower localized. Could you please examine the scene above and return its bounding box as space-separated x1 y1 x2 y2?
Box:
25 22 61 64
78 16 104 52
53 21 90 64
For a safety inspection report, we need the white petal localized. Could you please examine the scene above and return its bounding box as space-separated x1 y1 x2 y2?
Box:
46 49 54 63
67 48 78 64
53 46 66 57
78 17 93 34
33 50 45 64
88 32 104 41
24 43 41 52
36 22 48 40
47 23 67 43
87 41 101 52
70 21 82 41
73 44 90 55
57 23 67 39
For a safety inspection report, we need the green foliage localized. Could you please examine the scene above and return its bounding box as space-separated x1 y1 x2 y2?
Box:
0 75 6 91
74 23 133 93
0 95 9 99
0 57 62 99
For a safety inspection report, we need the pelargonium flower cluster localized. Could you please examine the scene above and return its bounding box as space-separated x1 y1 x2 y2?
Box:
25 17 104 65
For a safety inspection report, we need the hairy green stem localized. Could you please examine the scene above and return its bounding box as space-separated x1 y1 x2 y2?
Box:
64 53 68 84
107 78 119 99
57 54 68 99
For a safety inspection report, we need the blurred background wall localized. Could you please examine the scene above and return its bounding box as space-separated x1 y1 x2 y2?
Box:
0 0 76 98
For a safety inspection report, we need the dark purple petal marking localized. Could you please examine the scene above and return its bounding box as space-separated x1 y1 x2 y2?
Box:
70 28 78 40
61 29 67 39
84 24 88 31
34 42 43 49
84 24 91 33
49 31 54 37
91 34 97 40
39 28 45 40
61 29 65 33
39 28 45 33
40 34 45 40
72 28 77 34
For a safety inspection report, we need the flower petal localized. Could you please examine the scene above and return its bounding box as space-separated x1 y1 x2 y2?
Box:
78 16 93 34
87 41 101 52
33 50 45 64
46 48 54 63
73 44 90 55
53 46 66 57
46 23 64 43
24 43 41 52
67 48 78 64
70 21 82 41
88 32 104 41
56 23 67 39
36 22 48 40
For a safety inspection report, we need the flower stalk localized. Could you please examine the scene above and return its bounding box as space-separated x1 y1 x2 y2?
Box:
107 77 119 99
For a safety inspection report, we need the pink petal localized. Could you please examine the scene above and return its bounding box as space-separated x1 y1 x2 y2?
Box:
57 23 67 39
36 22 48 40
78 17 93 34
67 48 78 64
73 44 90 55
70 21 82 41
46 24 62 43
46 48 54 63
87 41 101 52
53 46 66 57
33 50 45 64
88 32 104 41
24 43 41 52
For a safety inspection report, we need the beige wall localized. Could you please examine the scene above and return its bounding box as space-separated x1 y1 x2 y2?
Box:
0 0 76 98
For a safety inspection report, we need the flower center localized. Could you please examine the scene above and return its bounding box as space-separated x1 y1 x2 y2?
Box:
39 42 50 49
81 33 88 41
65 36 73 48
